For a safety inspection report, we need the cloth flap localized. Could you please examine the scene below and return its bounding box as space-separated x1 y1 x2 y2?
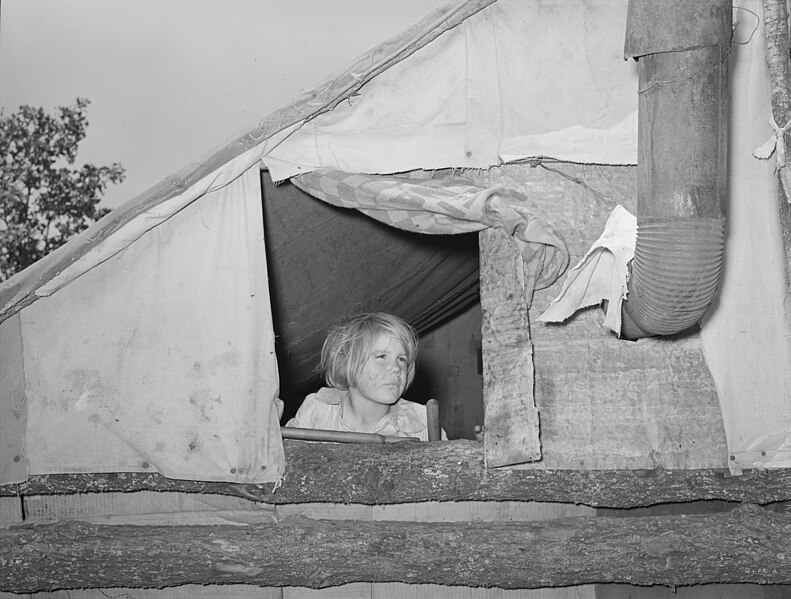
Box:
293 169 569 291
19 167 285 484
700 1 791 474
539 205 636 334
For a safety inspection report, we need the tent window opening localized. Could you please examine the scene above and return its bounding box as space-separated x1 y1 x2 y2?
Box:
259 170 483 440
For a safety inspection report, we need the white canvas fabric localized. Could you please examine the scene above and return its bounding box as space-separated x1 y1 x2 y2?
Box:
263 0 637 182
17 167 285 483
700 1 791 473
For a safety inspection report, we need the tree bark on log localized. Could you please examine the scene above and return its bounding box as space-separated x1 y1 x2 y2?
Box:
1 504 790 593
3 440 791 508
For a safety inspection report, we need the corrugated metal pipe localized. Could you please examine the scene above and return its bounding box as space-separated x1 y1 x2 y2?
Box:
621 0 732 339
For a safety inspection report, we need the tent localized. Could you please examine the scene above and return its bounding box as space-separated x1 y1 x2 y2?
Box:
1 0 789 490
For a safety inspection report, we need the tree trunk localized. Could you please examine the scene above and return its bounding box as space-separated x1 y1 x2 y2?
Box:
1 504 790 593
4 440 791 508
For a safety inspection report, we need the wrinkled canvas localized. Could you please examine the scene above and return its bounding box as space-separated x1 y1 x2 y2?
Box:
16 167 285 484
264 0 637 181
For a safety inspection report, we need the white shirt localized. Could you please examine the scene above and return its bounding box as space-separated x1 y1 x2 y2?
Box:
285 387 443 441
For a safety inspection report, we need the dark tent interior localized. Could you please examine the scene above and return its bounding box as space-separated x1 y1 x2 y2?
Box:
260 171 483 434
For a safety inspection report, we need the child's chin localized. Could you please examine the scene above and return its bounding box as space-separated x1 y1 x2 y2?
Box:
380 393 401 405
382 386 404 401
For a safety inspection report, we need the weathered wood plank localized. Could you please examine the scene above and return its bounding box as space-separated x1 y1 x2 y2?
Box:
471 162 729 471
3 440 791 507
479 227 541 467
1 504 790 592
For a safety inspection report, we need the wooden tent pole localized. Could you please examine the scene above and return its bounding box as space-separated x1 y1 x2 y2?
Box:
280 427 418 444
761 0 791 291
426 398 441 441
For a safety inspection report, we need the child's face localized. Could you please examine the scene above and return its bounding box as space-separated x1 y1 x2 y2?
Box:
351 333 409 406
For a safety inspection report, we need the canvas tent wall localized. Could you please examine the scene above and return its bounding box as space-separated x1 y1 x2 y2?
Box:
1 0 790 489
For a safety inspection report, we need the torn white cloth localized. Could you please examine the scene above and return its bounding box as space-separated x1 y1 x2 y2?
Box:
538 205 636 335
752 113 791 201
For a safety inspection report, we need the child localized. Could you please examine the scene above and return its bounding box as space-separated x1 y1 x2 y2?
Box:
285 312 442 441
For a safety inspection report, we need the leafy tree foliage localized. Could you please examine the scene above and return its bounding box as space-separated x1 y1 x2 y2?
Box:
0 98 125 281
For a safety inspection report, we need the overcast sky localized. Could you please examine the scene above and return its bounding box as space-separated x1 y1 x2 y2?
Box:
1 0 449 208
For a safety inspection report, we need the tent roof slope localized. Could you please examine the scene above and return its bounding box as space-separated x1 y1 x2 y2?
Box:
0 0 493 325
263 0 637 180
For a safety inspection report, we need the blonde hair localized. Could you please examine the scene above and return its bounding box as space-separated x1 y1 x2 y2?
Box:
320 312 418 391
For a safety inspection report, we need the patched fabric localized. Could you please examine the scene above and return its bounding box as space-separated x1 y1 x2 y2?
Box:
293 169 569 292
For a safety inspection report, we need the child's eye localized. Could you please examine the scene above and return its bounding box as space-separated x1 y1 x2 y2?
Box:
397 356 408 364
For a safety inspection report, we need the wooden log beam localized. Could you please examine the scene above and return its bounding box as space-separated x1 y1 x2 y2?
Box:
1 504 791 592
3 440 791 508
